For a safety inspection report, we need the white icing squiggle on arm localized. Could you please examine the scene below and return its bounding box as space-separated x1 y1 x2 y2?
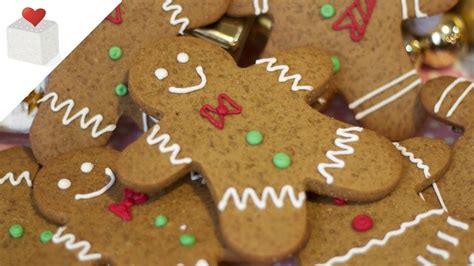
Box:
162 0 190 35
317 208 445 266
392 142 448 212
317 127 363 184
52 227 102 262
38 92 116 139
218 185 306 211
0 171 32 187
255 57 313 91
146 124 192 165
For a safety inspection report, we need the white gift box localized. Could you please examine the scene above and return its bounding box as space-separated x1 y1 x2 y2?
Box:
7 18 59 65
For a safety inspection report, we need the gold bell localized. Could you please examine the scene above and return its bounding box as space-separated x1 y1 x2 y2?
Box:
188 15 272 67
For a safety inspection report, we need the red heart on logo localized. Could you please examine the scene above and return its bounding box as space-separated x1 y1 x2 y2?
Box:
22 7 46 27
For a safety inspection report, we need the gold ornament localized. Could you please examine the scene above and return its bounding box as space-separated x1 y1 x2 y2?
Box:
404 14 467 68
23 89 44 114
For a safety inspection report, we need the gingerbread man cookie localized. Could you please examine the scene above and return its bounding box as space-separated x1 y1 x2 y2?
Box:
299 137 473 265
0 147 57 265
117 36 403 262
226 0 458 140
32 148 237 265
30 0 231 165
420 77 474 221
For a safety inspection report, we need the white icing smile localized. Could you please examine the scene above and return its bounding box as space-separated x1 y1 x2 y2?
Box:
74 168 116 200
168 66 207 94
154 52 208 94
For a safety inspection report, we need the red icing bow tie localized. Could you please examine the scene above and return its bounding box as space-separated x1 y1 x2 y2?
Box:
108 188 148 221
200 93 242 129
332 0 376 42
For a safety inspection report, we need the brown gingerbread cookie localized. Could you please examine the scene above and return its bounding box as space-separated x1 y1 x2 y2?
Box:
30 0 231 165
0 147 57 265
226 0 458 140
32 147 238 265
117 36 404 262
420 77 474 221
299 137 473 265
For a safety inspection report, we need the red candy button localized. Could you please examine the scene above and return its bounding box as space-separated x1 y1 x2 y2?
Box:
332 197 346 206
352 214 373 232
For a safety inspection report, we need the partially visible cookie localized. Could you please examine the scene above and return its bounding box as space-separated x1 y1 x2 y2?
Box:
226 0 458 140
299 137 473 265
118 36 403 262
30 0 231 165
32 148 237 265
0 147 57 265
420 77 474 221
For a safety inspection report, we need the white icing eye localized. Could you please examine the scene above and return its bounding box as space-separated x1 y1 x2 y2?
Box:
80 162 94 173
58 178 72 190
177 52 189 63
155 68 169 80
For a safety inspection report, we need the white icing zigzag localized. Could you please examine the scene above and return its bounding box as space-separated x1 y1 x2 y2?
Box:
146 124 192 165
52 227 102 262
38 92 116 139
393 142 430 177
162 0 190 35
392 142 448 212
0 171 32 187
318 208 445 266
255 57 313 91
218 185 306 211
317 127 363 184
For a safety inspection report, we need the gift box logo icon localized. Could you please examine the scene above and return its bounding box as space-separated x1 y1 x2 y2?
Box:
7 7 59 65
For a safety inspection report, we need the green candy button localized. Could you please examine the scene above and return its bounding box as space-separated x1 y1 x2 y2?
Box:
272 152 291 169
9 224 24 239
155 215 168 228
108 45 123 61
320 4 335 18
179 234 196 246
246 130 263 145
331 56 341 73
115 83 128 97
40 230 54 243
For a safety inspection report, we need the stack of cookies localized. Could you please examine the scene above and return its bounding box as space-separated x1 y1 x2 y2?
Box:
2 0 473 265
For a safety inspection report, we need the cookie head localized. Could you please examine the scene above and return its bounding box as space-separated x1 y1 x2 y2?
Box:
33 148 120 224
129 37 236 116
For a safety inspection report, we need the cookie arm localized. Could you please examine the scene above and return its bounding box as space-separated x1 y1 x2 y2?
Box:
420 77 474 130
117 125 193 193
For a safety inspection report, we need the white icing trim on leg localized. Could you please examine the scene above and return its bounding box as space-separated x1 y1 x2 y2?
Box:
446 83 474 117
253 0 269 15
414 0 427 18
349 70 419 120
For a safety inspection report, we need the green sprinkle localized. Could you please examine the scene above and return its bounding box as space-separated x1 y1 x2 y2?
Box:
39 230 54 243
154 215 168 228
320 4 335 18
9 224 24 239
246 130 263 145
108 45 123 61
115 83 128 97
179 234 196 246
331 56 341 73
272 152 291 169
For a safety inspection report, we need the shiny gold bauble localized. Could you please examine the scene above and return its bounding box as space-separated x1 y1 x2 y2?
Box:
405 13 467 68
